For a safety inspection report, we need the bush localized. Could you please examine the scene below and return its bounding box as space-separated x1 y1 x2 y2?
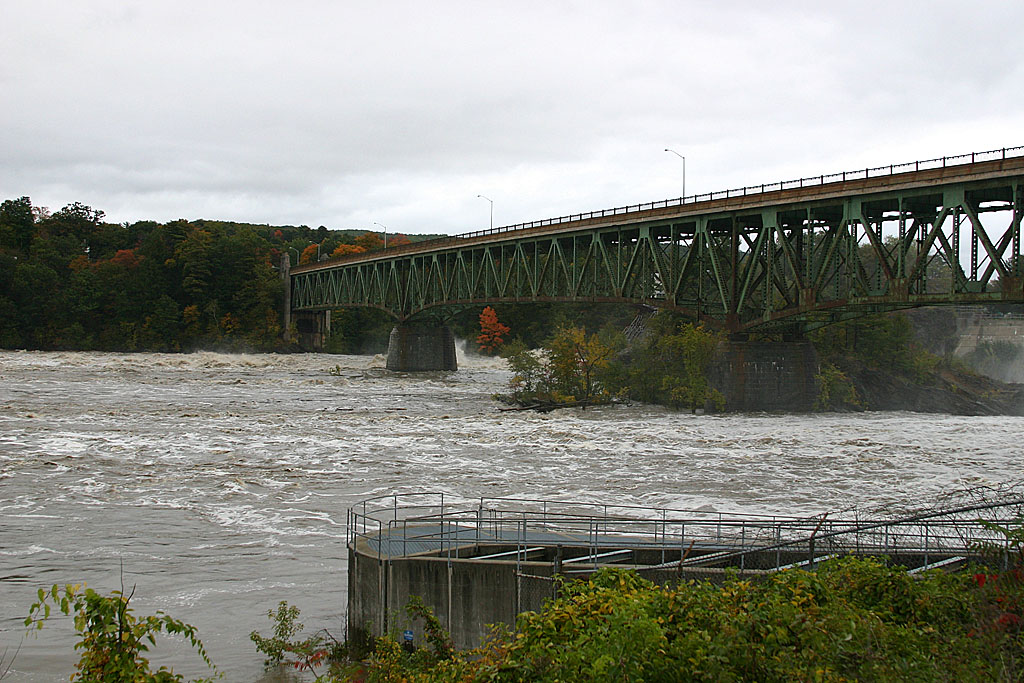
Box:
618 315 724 411
814 361 862 411
500 326 621 408
25 583 219 682
353 557 1024 682
250 601 347 677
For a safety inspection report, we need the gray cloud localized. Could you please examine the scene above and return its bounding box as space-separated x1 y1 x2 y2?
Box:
2 0 1022 233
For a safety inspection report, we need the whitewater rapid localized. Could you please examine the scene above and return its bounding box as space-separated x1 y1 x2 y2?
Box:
1 349 1020 681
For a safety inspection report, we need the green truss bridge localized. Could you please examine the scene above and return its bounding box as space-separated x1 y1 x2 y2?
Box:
287 147 1024 378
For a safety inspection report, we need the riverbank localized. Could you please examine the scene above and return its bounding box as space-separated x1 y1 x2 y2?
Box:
836 355 1024 415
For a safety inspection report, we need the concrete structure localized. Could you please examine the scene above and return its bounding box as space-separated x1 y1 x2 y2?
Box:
708 339 819 411
954 310 1024 356
385 323 457 371
346 493 1017 650
950 307 1024 383
294 310 330 352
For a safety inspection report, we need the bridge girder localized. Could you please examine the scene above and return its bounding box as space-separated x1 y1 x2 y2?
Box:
292 162 1024 333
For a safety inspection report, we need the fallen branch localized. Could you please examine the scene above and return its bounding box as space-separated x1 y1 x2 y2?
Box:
497 398 611 413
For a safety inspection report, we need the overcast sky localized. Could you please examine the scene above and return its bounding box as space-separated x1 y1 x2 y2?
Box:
2 1 1022 235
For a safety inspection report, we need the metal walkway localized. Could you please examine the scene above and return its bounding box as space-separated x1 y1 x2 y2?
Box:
349 485 1024 573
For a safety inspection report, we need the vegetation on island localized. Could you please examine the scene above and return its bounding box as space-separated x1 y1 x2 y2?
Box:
495 312 724 412
481 301 1023 415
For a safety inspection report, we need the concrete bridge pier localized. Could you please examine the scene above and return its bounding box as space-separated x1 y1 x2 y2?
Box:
295 310 330 352
386 323 458 371
708 339 819 411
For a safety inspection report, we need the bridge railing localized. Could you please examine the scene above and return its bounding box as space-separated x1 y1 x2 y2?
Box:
299 145 1024 272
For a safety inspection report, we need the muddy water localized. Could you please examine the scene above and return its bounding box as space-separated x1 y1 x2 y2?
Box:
1 350 1021 681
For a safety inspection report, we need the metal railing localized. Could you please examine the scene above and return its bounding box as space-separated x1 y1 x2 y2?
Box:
347 490 1024 573
347 489 1023 642
302 145 1024 273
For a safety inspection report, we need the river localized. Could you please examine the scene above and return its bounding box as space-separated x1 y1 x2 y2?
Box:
0 349 1021 681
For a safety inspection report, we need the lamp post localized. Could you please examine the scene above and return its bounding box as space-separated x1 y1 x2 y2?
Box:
373 222 388 249
476 194 493 230
288 247 300 266
664 149 686 200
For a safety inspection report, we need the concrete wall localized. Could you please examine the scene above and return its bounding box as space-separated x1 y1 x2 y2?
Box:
708 340 819 412
347 541 839 650
348 543 554 650
953 315 1024 356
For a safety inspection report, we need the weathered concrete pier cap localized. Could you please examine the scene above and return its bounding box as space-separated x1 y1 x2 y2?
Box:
386 323 457 371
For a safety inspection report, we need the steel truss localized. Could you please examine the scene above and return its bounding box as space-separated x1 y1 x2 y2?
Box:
292 157 1024 333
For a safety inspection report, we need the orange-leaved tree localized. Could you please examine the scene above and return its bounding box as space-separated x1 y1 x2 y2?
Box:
331 243 367 258
354 232 384 251
299 244 318 264
477 306 510 354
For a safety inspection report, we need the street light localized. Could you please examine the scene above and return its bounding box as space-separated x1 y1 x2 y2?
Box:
664 149 686 200
288 247 300 266
476 194 493 230
373 222 388 249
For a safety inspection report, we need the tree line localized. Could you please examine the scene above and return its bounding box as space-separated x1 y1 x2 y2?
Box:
0 196 435 352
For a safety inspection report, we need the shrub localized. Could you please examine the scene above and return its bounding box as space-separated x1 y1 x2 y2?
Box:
354 557 1024 682
25 583 219 682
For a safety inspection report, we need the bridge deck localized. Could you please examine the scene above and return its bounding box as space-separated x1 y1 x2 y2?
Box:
294 151 1024 273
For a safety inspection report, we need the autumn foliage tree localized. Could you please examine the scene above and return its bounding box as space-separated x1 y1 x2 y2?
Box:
299 244 319 265
476 306 510 354
353 232 384 252
331 243 366 258
502 325 621 407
